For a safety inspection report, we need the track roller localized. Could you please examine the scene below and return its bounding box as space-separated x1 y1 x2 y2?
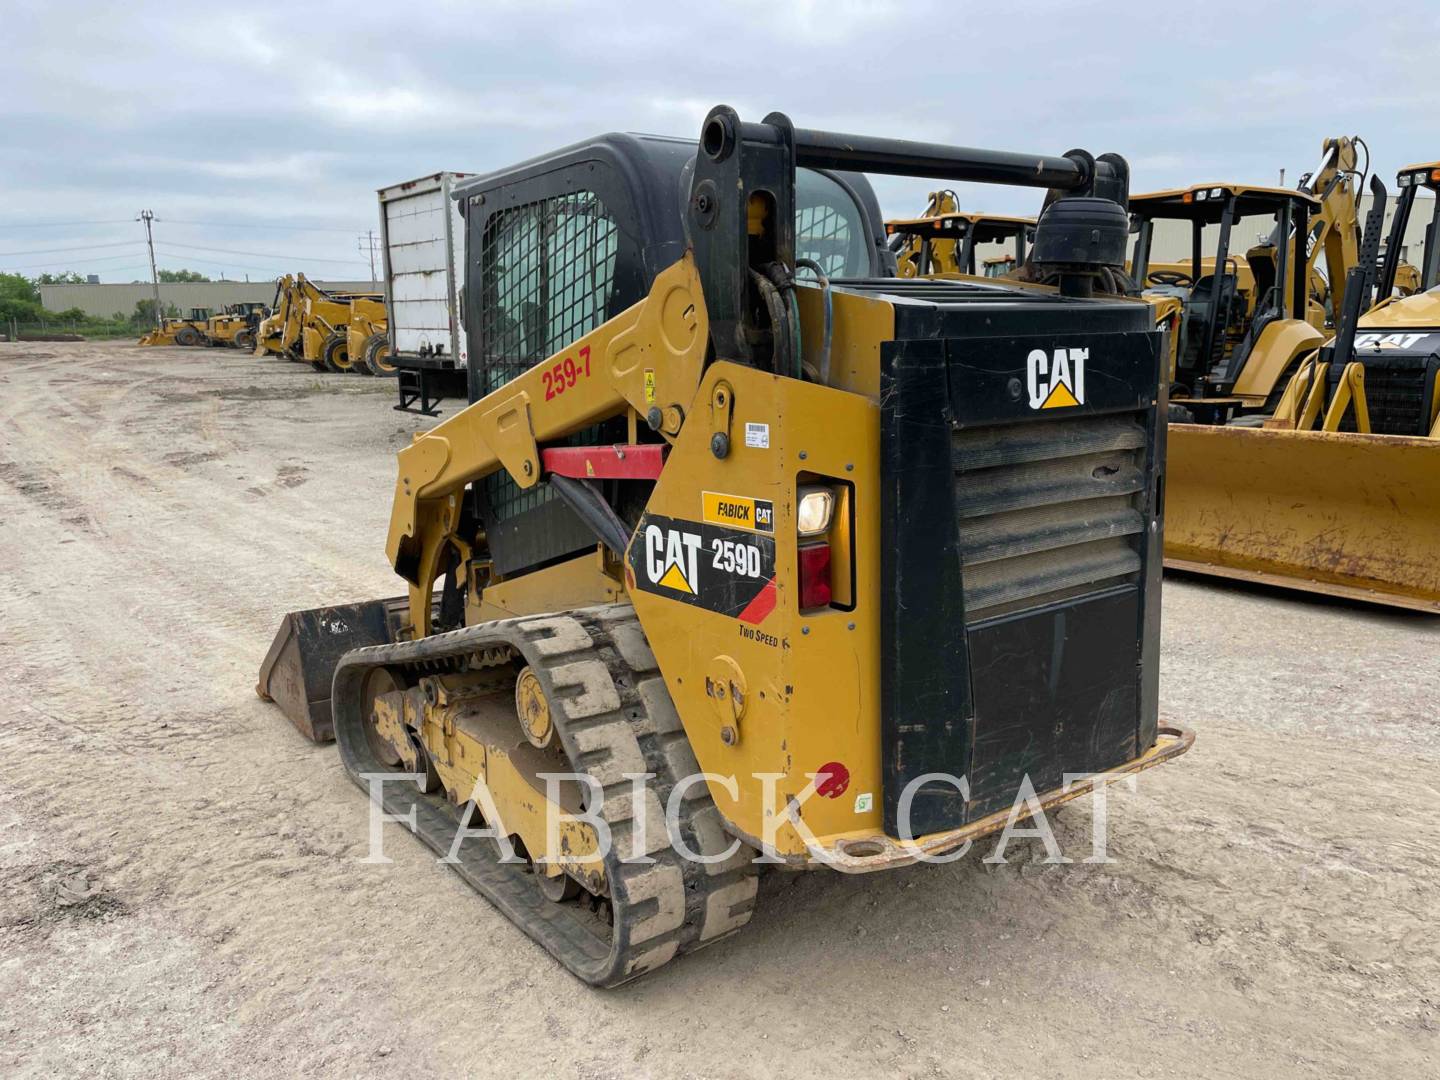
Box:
332 604 759 987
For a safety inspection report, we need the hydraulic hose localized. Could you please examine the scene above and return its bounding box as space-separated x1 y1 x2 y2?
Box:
795 257 833 385
749 267 793 378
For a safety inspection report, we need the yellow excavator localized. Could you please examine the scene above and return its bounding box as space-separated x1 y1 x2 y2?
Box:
256 108 1191 985
1129 136 1370 420
1165 162 1440 611
888 193 1035 279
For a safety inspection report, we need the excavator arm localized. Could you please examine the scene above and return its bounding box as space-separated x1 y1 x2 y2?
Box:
1299 136 1363 320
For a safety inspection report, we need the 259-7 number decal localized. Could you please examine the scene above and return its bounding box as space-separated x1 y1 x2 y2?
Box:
541 345 592 401
711 537 762 578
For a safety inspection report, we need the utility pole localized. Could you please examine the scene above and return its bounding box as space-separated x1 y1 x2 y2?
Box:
358 230 378 282
139 210 162 328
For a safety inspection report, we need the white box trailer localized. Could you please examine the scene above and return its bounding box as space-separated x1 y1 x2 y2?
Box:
377 173 471 412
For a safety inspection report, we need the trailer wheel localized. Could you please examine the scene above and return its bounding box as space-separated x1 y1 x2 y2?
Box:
320 330 355 373
175 326 202 347
361 333 397 377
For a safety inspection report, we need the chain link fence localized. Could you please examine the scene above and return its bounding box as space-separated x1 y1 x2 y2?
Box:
2 315 150 341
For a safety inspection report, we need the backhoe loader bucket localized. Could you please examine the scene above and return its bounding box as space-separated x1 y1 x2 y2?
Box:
137 327 179 347
1165 424 1440 612
256 597 412 742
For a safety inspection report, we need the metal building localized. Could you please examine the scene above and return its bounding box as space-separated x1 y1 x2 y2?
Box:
37 280 379 318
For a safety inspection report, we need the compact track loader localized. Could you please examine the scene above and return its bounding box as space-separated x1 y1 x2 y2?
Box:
1166 162 1440 611
259 108 1190 985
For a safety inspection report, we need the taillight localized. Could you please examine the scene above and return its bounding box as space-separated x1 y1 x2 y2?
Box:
798 542 832 609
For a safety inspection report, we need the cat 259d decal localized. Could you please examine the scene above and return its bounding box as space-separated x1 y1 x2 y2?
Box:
627 513 777 625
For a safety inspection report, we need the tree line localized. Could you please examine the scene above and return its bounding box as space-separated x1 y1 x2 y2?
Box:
0 269 213 329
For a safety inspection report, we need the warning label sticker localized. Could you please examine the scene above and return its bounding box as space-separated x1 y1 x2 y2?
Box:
629 513 777 624
701 491 774 534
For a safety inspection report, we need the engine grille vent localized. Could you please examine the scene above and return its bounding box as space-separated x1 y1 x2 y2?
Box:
1331 358 1438 437
954 415 1148 621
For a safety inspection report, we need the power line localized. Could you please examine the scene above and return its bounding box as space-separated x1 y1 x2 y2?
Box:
68 266 158 281
26 264 157 277
0 219 135 230
160 239 366 264
162 218 364 234
152 247 370 277
49 265 156 279
153 251 310 275
0 239 144 258
0 250 150 271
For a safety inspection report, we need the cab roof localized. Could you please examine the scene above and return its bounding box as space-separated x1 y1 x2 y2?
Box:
1398 163 1440 190
1129 183 1320 223
884 211 1035 244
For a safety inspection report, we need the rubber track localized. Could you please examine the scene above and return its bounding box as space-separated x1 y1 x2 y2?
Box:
332 603 759 987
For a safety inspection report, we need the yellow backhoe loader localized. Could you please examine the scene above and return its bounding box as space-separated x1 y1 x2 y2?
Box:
888 208 1035 278
296 279 380 373
1165 162 1440 611
887 189 958 272
1129 137 1370 420
982 253 1018 278
204 301 268 351
253 276 296 358
345 296 393 377
257 108 1190 985
137 306 213 347
252 274 382 372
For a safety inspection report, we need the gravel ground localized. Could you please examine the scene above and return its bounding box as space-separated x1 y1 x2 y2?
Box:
1 341 1436 1079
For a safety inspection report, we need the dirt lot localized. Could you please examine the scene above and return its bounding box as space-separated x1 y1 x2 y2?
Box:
1 340 1436 1079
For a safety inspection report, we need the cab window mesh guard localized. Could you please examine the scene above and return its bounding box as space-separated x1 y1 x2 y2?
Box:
478 191 620 522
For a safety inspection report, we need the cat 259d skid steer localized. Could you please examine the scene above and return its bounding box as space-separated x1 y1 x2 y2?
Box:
259 107 1191 986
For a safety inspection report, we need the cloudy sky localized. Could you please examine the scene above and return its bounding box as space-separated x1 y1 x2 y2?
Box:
3 0 1437 284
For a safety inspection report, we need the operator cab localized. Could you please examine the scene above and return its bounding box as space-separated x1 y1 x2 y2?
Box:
452 133 893 577
885 212 1035 277
1383 163 1440 296
1129 184 1319 398
1310 162 1440 437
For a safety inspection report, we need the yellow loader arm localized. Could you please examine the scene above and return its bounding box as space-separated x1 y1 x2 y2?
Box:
385 254 710 632
1303 136 1363 319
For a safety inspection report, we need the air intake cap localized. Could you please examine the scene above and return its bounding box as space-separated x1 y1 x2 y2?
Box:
1030 195 1129 296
